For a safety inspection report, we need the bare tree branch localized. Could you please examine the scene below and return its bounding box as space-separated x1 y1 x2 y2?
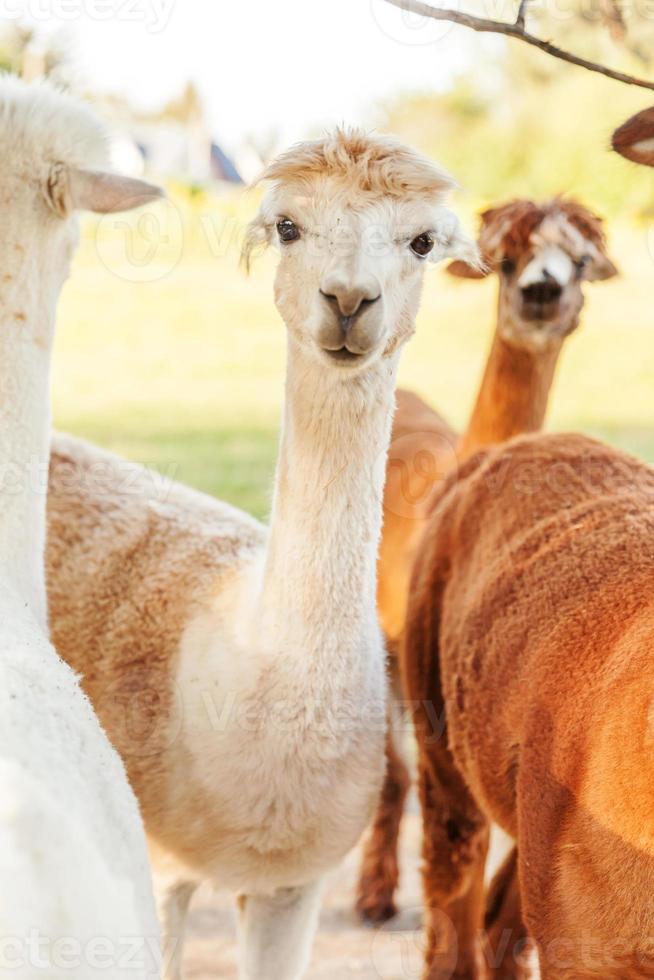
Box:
515 0 529 31
382 0 654 92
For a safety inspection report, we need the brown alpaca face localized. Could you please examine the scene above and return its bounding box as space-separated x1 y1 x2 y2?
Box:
497 232 587 349
448 200 618 353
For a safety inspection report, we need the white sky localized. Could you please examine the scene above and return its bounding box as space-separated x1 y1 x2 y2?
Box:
13 0 490 150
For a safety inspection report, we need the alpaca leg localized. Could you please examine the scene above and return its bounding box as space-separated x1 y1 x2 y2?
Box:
237 880 323 980
356 722 410 923
422 828 489 980
401 575 488 977
416 734 489 980
156 878 197 980
483 847 531 979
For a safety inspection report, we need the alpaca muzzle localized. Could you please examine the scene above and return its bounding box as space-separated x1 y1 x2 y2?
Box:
519 271 565 324
317 288 384 361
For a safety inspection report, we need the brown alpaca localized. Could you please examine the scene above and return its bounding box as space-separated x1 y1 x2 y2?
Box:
402 109 654 980
378 198 617 646
403 432 654 979
356 198 617 924
477 105 654 980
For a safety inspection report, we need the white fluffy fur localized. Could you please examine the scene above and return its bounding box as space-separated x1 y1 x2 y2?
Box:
0 77 159 977
0 73 109 170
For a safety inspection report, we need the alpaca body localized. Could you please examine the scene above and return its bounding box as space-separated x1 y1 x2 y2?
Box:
358 197 616 925
47 129 478 979
378 389 457 644
404 433 654 978
49 382 387 898
0 77 162 977
378 330 562 647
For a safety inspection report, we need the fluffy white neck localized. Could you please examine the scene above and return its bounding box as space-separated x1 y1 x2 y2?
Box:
257 338 398 674
0 266 57 629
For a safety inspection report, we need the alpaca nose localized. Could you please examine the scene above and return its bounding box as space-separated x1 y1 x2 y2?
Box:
317 273 384 360
521 272 563 306
319 281 381 327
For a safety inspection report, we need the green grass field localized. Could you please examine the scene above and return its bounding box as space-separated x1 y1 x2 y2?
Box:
53 187 654 521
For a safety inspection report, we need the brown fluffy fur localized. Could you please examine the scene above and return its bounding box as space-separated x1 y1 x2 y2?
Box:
377 389 458 643
356 198 614 925
403 432 654 978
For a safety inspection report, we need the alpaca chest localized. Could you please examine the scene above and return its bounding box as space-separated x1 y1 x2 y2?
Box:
165 615 387 891
158 717 385 893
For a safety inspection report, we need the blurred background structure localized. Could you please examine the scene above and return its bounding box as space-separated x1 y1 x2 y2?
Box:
1 1 652 522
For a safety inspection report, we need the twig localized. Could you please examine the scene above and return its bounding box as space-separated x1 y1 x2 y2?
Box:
515 0 528 31
382 0 654 92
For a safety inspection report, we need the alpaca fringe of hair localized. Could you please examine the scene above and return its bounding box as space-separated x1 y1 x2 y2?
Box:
241 127 459 272
477 197 613 268
256 127 457 199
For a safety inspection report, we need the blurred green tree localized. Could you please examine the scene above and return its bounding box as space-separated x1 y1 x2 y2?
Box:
381 4 654 220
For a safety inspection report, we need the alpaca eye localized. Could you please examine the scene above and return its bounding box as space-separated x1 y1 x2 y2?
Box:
277 218 300 243
501 258 516 276
575 255 591 274
410 232 434 258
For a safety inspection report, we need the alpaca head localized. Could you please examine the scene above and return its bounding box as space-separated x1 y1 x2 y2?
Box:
448 199 617 353
243 129 478 373
0 77 162 343
613 106 654 168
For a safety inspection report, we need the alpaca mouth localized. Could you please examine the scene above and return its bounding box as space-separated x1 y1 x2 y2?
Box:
322 346 367 365
521 281 563 322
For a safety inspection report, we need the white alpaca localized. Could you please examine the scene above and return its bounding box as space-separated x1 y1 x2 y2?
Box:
45 130 478 979
0 77 163 978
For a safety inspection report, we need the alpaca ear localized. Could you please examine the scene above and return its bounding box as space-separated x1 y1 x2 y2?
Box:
45 164 164 217
446 258 490 279
583 250 619 282
69 169 164 214
241 212 271 273
612 106 654 168
446 209 495 279
447 201 523 279
431 210 484 273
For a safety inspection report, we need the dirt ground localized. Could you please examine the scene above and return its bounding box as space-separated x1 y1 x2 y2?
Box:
182 804 425 980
